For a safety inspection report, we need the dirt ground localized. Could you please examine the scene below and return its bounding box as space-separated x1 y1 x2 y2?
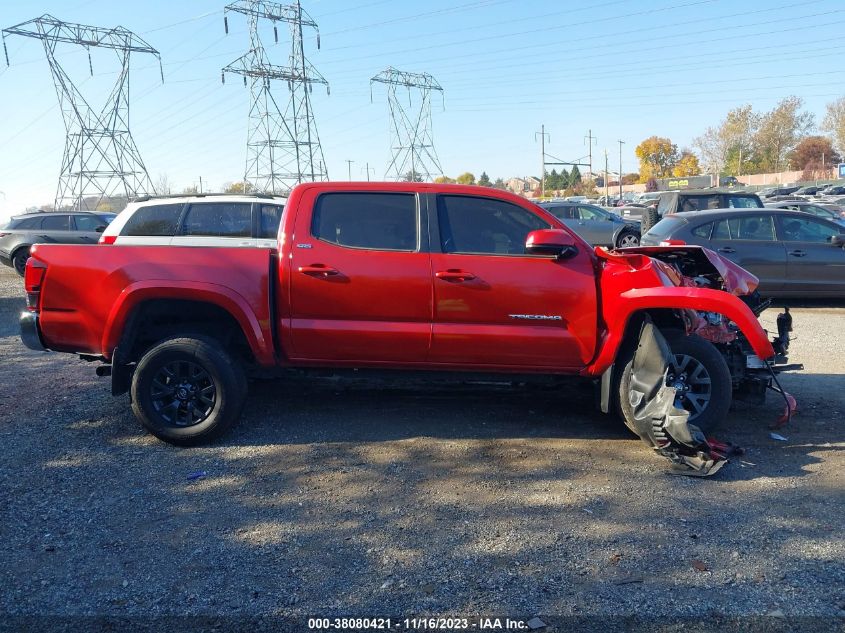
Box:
0 265 843 632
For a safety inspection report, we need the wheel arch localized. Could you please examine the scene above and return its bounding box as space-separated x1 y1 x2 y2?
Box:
103 282 275 368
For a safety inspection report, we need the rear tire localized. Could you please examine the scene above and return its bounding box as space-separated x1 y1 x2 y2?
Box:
131 336 247 446
640 207 660 233
617 330 731 435
12 249 29 276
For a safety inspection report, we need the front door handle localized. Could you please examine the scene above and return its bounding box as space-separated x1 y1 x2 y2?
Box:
298 264 339 277
788 250 807 257
717 247 735 254
435 269 476 282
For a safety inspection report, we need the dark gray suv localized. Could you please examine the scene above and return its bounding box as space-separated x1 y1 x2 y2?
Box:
641 208 845 298
0 211 116 276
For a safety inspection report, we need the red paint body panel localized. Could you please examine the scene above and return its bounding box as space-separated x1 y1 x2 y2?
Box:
26 182 776 381
429 252 597 368
28 244 275 365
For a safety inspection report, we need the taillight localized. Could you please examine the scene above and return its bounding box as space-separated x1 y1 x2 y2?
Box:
24 259 47 312
98 234 117 244
659 239 686 246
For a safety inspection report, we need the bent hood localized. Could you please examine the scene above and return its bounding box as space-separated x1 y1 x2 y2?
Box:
595 245 759 296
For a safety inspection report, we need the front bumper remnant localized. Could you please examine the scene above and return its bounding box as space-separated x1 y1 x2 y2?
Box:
19 311 46 351
628 319 727 477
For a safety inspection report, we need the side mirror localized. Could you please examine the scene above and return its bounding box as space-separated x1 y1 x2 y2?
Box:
95 225 106 233
525 229 578 259
831 235 844 247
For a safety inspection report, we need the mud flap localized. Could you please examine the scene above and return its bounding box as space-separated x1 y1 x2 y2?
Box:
628 320 728 477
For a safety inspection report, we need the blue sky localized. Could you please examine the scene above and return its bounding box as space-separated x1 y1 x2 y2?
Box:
1 0 844 218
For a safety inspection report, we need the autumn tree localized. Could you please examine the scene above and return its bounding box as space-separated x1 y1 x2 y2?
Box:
478 171 492 187
694 105 758 175
821 96 845 155
788 136 840 170
672 150 701 177
434 175 456 184
752 96 814 173
224 181 255 194
456 172 476 185
635 136 678 181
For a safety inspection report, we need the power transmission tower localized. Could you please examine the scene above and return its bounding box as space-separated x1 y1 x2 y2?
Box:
222 0 329 194
2 14 162 211
371 67 444 182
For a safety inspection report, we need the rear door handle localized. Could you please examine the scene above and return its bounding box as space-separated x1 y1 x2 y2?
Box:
435 269 476 282
717 247 735 254
788 250 806 257
298 264 339 277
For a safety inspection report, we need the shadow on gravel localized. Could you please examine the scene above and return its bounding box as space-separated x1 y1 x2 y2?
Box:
0 296 24 337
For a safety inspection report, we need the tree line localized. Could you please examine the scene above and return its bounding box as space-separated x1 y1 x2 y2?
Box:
635 95 845 182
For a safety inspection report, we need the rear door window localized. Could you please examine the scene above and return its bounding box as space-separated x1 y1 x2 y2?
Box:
714 215 776 241
72 215 105 231
182 202 252 238
312 192 417 250
122 203 183 236
40 214 70 230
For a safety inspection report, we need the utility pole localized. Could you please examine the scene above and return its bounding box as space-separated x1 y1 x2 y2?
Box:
584 129 597 180
535 124 550 198
618 140 625 201
345 159 355 181
361 163 375 181
604 150 609 204
199 176 203 194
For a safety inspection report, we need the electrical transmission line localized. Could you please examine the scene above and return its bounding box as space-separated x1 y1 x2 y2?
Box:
2 15 162 211
370 67 444 182
222 0 329 194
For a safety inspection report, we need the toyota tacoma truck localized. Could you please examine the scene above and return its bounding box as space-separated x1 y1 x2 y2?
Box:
19 183 797 471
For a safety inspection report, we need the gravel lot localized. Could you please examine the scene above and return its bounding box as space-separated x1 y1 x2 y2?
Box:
0 265 843 631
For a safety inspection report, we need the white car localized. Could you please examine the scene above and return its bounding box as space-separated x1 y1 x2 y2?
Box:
100 193 286 248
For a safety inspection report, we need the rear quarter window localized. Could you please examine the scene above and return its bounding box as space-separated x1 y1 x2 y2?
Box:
645 216 687 239
690 222 713 239
11 217 42 230
122 203 183 236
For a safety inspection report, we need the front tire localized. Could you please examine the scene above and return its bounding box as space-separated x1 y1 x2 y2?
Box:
616 231 640 248
131 337 247 446
617 331 731 435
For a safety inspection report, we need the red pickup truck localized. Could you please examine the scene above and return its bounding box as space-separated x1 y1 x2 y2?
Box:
20 183 795 458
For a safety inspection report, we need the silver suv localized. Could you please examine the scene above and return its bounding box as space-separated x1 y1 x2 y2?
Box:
0 211 116 275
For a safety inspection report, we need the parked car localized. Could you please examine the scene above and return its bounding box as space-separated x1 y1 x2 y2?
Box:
564 195 588 203
99 193 286 247
641 208 845 297
794 185 825 196
640 189 764 232
21 182 792 454
538 201 641 247
765 201 845 227
765 195 807 203
0 210 116 275
818 185 845 197
758 186 800 199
